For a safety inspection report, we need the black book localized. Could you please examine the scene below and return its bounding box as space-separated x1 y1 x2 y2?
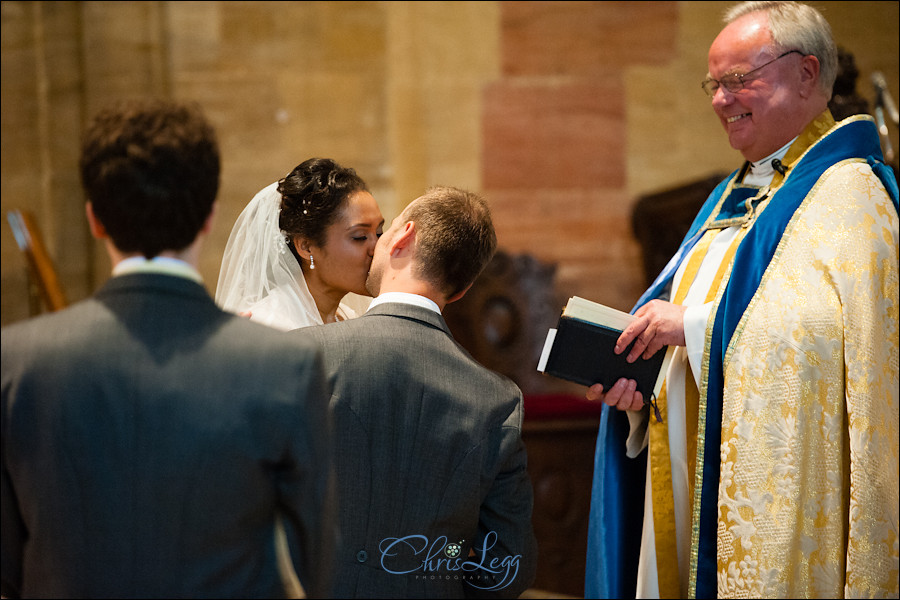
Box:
537 296 673 400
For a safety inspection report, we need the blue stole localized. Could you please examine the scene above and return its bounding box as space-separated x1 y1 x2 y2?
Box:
583 116 898 599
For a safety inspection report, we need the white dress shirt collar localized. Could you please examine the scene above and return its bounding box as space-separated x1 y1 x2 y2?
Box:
112 256 203 284
367 291 441 315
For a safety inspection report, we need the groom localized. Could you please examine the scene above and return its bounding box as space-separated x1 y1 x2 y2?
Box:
293 186 537 598
1 99 335 599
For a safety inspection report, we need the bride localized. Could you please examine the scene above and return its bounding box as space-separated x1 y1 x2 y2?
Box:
216 157 383 331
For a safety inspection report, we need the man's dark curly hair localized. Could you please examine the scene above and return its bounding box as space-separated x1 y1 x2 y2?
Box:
79 98 220 258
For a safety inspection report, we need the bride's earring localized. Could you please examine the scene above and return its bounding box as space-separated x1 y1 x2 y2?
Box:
309 254 315 270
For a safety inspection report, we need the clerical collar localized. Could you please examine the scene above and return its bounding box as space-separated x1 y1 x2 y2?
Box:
706 138 795 230
704 110 837 231
744 138 795 186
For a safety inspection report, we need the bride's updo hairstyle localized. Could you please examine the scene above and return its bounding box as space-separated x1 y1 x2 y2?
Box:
277 157 369 248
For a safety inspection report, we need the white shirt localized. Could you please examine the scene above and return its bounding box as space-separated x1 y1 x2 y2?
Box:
112 256 203 283
367 291 441 315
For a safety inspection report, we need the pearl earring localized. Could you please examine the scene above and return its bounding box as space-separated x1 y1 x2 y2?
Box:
309 254 315 270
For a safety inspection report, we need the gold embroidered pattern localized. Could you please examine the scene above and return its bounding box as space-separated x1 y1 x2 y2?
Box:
715 161 899 597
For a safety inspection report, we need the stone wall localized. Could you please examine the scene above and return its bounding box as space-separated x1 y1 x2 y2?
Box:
3 1 898 325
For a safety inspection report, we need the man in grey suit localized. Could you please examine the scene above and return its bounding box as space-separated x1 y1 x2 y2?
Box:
1 99 334 599
294 186 538 598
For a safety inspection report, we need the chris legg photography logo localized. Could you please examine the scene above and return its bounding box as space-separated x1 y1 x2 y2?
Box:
378 531 522 591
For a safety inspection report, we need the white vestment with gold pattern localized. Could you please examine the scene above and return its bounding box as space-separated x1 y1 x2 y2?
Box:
592 113 900 599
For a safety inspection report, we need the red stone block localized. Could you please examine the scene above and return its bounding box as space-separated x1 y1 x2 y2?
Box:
500 1 678 77
482 80 625 189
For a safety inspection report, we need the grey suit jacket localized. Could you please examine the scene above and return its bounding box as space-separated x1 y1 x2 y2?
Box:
296 302 537 599
1 273 335 599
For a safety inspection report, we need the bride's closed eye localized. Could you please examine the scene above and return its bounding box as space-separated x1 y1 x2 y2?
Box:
352 230 381 242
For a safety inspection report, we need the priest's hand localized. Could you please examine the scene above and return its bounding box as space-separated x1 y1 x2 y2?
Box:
585 379 644 411
617 299 686 362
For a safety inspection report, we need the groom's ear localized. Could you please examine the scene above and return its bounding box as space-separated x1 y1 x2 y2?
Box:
389 221 415 257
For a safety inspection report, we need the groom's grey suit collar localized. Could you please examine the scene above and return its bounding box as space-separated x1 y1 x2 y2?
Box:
363 300 453 337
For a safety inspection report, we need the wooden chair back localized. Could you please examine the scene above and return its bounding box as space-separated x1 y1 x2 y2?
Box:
6 209 68 313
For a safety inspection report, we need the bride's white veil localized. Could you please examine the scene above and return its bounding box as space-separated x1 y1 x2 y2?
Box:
215 182 322 328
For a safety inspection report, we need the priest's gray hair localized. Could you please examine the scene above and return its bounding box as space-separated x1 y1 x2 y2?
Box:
724 1 838 99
